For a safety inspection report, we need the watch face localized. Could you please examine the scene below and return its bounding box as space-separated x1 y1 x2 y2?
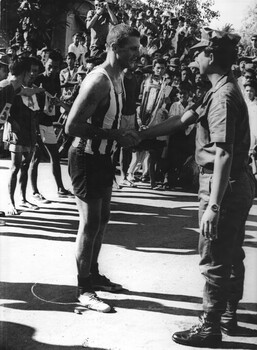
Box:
211 204 219 212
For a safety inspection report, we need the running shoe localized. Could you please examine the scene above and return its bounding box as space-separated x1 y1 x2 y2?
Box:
77 291 111 313
32 193 51 204
58 189 74 197
92 273 123 292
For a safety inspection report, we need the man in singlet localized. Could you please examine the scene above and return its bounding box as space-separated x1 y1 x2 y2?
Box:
65 24 140 312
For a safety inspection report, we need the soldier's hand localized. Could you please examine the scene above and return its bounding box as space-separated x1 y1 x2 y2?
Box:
118 129 141 148
200 207 220 241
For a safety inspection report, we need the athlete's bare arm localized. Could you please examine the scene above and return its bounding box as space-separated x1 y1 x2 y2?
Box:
65 72 139 147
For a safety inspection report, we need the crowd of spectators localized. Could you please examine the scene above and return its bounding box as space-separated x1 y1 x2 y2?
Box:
1 0 257 193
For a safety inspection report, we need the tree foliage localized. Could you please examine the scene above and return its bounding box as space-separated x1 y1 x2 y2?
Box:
240 0 257 45
1 0 219 48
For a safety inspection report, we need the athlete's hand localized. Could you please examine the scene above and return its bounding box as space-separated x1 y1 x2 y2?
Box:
118 129 141 148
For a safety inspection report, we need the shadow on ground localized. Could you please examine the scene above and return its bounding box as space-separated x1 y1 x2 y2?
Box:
0 321 105 350
0 281 257 350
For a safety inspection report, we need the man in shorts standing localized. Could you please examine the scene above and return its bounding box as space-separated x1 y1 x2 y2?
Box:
30 51 72 203
6 57 43 215
65 24 140 312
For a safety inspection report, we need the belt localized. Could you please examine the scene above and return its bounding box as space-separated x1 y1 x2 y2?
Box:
200 165 249 177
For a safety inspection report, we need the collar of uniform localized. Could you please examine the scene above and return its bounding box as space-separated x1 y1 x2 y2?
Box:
209 72 234 93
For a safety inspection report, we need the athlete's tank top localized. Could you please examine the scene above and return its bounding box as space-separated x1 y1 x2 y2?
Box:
73 67 123 155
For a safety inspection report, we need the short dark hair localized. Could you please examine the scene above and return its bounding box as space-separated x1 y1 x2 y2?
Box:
153 58 167 67
48 50 63 64
9 56 32 76
66 52 76 61
30 56 44 73
106 24 140 48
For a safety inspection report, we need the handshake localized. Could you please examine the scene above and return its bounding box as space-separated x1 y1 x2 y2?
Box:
117 129 142 149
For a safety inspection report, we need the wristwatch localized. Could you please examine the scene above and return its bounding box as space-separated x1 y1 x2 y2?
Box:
209 204 220 213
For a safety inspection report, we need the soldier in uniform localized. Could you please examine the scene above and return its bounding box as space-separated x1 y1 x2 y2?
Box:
127 26 255 347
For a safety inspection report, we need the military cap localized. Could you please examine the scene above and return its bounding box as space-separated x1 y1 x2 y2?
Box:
190 27 241 52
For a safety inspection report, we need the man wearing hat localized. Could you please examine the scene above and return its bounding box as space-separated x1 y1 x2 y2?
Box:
168 57 180 74
127 26 255 347
244 34 257 58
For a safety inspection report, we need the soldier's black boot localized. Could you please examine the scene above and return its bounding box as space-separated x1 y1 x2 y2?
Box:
220 301 238 335
172 312 222 348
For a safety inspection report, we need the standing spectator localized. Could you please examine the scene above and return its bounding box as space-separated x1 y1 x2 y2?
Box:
65 24 140 312
118 66 139 187
86 0 118 57
136 58 169 188
78 35 89 62
244 80 257 179
30 51 72 203
6 57 42 215
0 55 11 222
0 57 43 222
166 82 194 188
59 52 78 107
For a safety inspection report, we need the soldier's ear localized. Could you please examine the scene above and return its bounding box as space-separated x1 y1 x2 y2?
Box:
209 52 214 65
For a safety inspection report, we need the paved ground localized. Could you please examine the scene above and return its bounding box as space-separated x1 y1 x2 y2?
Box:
0 157 257 350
